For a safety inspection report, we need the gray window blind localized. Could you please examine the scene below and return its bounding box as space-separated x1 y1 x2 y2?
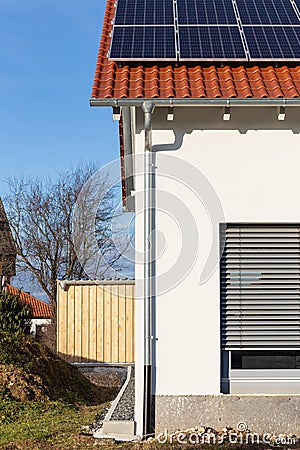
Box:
221 224 300 350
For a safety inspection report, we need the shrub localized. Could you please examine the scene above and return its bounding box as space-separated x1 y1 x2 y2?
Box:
0 289 31 336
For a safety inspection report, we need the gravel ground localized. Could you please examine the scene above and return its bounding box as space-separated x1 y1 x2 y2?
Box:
78 367 126 389
91 404 110 433
80 366 135 433
111 367 135 421
82 404 111 435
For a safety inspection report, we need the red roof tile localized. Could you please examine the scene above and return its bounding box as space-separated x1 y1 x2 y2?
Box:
6 284 53 318
92 0 300 100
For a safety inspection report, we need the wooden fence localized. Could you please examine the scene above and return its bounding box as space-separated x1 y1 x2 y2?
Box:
57 281 135 363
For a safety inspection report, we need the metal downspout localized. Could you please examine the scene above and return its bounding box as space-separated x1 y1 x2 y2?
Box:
142 100 155 438
122 107 135 211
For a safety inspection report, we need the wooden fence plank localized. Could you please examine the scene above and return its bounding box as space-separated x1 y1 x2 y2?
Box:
67 285 76 362
118 284 126 362
125 284 134 362
96 286 104 362
89 285 97 362
103 286 112 362
57 283 67 357
111 285 120 362
74 285 82 362
81 285 89 361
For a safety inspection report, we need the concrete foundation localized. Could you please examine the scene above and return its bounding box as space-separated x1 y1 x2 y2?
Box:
102 420 135 437
155 395 300 435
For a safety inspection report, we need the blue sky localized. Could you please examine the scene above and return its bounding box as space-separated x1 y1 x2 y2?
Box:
0 0 119 193
0 1 134 297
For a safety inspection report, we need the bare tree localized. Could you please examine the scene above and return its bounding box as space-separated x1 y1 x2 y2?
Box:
3 162 127 311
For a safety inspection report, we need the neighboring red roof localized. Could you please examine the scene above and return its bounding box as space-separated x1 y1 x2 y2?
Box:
6 284 52 318
92 0 300 100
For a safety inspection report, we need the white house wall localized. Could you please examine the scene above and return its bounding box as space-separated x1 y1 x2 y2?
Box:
133 105 300 433
30 318 51 335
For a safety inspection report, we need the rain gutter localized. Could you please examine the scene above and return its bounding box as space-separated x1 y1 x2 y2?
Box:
90 97 300 107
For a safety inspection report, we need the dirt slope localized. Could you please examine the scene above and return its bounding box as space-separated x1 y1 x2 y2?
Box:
0 335 117 404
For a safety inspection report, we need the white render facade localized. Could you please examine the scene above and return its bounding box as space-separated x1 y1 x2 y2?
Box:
30 318 51 336
131 105 300 436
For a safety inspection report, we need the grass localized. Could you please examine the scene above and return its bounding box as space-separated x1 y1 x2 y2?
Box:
0 400 108 449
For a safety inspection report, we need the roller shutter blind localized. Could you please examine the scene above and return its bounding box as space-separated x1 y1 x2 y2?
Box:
221 224 300 350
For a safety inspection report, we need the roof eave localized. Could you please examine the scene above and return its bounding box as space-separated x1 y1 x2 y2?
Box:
33 316 53 319
90 97 300 107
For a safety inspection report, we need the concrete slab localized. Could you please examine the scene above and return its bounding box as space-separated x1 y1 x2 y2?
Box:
102 420 135 436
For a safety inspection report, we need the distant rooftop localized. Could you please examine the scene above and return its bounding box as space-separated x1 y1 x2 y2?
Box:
6 284 53 318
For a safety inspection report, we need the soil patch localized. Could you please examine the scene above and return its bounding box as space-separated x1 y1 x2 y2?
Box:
0 335 118 405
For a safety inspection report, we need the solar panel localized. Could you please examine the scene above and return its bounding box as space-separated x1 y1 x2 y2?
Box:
236 0 300 25
244 26 300 60
177 0 238 25
109 0 300 62
109 26 177 60
294 0 300 13
178 26 247 60
115 0 174 25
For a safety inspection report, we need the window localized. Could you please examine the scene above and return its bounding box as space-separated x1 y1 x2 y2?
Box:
231 351 300 369
221 224 300 394
36 325 48 339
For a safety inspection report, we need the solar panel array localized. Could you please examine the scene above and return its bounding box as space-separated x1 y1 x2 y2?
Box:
109 0 300 61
